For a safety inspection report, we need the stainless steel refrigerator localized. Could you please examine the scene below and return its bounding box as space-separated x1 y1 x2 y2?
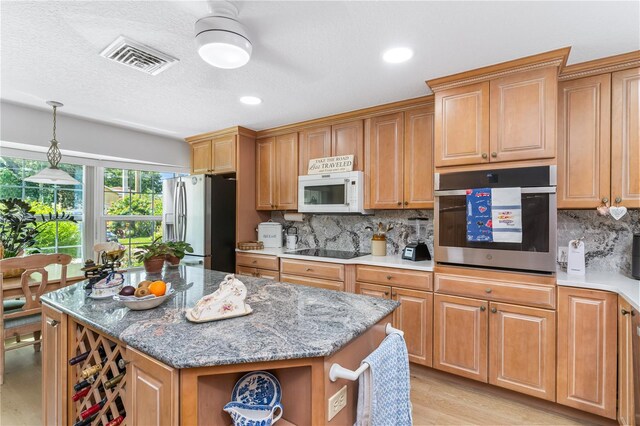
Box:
162 174 236 272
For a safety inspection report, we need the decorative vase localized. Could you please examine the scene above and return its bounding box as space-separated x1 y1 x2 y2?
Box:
143 256 165 274
165 255 181 267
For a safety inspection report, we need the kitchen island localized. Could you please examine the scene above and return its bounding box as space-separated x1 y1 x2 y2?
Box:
40 266 398 426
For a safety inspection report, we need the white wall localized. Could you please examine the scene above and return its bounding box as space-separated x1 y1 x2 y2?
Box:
0 101 190 172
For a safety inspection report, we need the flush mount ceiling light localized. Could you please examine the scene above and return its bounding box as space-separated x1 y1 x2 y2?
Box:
24 101 80 186
195 1 252 69
240 96 262 105
382 47 414 64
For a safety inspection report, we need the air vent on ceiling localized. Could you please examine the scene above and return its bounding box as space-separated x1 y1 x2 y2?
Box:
100 36 179 76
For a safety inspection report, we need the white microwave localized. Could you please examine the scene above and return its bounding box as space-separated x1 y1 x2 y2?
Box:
298 171 372 214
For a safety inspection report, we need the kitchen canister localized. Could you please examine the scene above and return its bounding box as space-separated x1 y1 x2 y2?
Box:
371 234 387 256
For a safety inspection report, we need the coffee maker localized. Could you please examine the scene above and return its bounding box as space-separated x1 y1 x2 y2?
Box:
401 217 431 261
632 233 640 280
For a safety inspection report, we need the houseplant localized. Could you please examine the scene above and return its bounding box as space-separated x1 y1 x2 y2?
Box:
165 241 194 266
133 237 171 274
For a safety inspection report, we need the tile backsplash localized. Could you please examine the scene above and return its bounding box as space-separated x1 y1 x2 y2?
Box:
272 209 639 274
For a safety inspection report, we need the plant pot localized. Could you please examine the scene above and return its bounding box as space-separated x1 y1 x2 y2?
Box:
143 256 165 274
165 255 181 267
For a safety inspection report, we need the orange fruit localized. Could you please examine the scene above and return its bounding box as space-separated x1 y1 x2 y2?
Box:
148 280 166 297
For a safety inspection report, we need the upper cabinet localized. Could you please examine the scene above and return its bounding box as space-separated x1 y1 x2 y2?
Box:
185 128 242 175
366 106 435 209
298 120 364 175
256 132 299 211
211 134 236 174
428 48 570 169
191 140 213 174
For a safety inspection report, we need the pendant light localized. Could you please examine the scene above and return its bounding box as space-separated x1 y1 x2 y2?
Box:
24 101 80 186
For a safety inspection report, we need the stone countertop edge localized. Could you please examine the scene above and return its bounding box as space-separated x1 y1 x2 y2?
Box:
236 248 434 271
556 268 640 311
40 267 399 370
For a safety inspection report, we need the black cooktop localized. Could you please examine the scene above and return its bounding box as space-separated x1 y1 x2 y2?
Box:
284 248 370 259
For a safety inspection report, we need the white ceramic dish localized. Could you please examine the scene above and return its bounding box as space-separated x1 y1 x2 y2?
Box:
185 306 253 323
113 287 175 311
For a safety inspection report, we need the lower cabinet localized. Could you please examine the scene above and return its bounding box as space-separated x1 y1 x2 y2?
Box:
126 347 179 426
618 296 636 425
556 287 617 419
235 253 280 281
356 282 433 367
279 258 345 291
433 294 556 400
42 305 67 426
236 265 279 281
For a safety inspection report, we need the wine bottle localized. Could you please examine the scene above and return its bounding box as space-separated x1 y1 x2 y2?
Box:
80 357 107 379
73 413 98 426
73 375 97 392
106 415 125 426
69 346 107 366
80 398 106 420
71 387 91 402
104 373 125 390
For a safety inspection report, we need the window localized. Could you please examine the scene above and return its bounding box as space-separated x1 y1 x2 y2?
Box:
101 168 175 266
0 156 84 261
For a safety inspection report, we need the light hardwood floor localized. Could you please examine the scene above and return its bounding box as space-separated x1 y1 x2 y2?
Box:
0 348 617 426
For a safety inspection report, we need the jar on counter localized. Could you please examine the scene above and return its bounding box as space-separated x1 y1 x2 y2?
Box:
371 234 387 256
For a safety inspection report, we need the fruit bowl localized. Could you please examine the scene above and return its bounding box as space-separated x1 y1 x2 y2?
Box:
113 283 174 311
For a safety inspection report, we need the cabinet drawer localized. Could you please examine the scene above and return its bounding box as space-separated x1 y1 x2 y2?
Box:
356 282 392 299
280 273 344 292
356 265 432 291
236 266 279 281
280 258 344 281
434 273 555 309
236 253 279 271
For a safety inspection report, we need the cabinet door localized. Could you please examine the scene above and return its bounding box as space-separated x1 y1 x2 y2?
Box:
236 265 257 277
489 67 557 162
612 67 640 209
332 120 364 171
404 106 434 208
256 138 276 210
558 74 611 208
433 294 488 381
356 282 391 299
42 305 67 426
393 288 433 367
367 112 404 209
489 302 556 401
299 126 331 175
618 297 636 425
275 132 299 210
212 134 236 174
126 347 179 426
191 140 212 174
256 268 279 281
434 82 490 167
557 287 617 419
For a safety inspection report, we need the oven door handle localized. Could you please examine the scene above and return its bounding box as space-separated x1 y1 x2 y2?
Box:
434 187 556 196
344 179 350 206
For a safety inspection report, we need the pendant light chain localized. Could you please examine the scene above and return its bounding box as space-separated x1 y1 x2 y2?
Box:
47 104 62 169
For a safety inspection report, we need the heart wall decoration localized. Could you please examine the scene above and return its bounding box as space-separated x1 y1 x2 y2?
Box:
609 205 627 220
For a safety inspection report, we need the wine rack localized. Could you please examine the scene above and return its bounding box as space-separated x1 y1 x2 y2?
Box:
70 321 127 426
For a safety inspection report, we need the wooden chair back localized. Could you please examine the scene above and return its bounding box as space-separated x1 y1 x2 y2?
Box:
0 253 72 320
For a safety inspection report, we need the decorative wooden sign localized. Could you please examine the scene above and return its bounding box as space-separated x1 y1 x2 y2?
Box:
307 155 354 174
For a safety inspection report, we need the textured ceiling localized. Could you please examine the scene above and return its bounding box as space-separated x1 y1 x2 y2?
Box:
1 1 638 139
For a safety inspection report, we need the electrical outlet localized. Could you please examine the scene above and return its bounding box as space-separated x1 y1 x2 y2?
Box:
557 246 568 262
328 385 347 420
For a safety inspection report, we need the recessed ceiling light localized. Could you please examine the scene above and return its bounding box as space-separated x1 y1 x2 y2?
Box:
382 47 414 64
240 96 262 105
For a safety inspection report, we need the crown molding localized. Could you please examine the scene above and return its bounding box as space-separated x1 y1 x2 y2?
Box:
185 126 256 143
559 50 640 81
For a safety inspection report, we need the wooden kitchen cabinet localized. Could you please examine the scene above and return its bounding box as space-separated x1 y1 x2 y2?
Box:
404 106 435 208
392 287 433 367
299 125 331 174
42 305 67 426
332 120 364 171
256 132 299 210
191 140 212 174
126 346 179 426
211 134 236 174
488 302 556 401
612 67 640 209
356 282 391 299
489 67 557 162
618 297 636 425
236 253 280 280
433 293 488 382
434 82 490 167
236 265 279 281
558 74 612 208
366 112 404 209
557 287 617 419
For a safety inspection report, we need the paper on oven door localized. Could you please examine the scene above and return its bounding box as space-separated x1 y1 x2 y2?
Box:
491 187 522 243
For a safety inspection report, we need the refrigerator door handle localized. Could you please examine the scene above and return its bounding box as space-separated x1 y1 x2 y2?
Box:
180 182 188 242
173 181 181 241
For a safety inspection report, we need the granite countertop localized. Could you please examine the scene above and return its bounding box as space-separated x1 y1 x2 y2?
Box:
556 268 640 310
41 266 398 369
236 247 434 271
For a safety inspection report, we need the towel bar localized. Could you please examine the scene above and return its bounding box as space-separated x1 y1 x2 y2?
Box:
329 323 404 382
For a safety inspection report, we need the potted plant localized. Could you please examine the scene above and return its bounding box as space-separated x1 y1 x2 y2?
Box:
165 241 194 266
133 237 171 274
0 198 76 276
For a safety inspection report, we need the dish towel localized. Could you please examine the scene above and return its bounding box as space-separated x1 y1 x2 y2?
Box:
355 333 412 426
466 188 493 242
491 187 522 243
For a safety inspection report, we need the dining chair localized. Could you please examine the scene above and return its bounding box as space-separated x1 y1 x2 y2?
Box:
0 253 72 385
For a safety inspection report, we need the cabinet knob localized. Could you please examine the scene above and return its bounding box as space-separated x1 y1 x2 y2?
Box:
392 291 397 297
615 197 622 204
46 319 59 327
397 202 402 206
386 275 393 280
485 288 492 293
491 152 498 158
404 201 408 206
480 306 486 312
491 307 497 313
621 308 632 316
252 260 257 264
306 268 313 272
482 153 488 159
602 197 609 203
384 291 389 296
